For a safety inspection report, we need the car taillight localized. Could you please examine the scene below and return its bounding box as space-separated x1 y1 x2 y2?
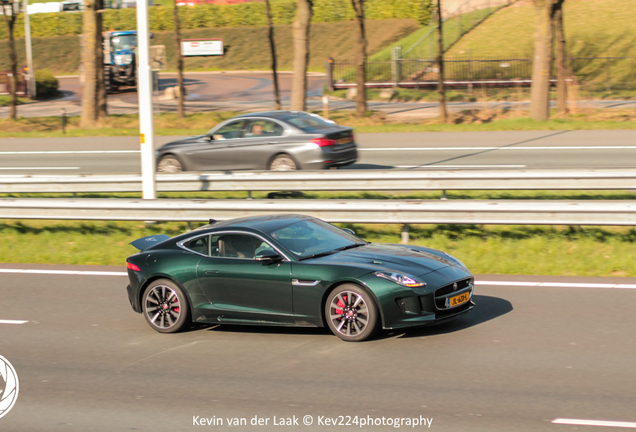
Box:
127 262 141 271
311 137 337 147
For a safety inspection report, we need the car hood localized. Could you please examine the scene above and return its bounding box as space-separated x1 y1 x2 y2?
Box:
159 135 208 150
311 243 460 277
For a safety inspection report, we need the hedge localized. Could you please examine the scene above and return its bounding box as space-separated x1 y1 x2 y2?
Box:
0 0 432 40
35 69 59 98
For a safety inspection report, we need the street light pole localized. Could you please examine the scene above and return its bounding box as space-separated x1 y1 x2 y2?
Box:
22 0 35 98
136 0 156 200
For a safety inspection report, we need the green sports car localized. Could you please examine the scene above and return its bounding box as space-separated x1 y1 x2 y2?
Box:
125 215 475 342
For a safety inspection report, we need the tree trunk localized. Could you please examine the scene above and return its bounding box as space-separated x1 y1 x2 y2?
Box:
265 0 281 110
436 0 448 123
351 0 367 117
81 0 98 127
290 0 312 112
95 0 108 118
173 0 185 118
554 0 568 114
530 0 556 121
2 2 18 120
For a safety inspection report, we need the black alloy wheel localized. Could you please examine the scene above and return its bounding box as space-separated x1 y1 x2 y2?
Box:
142 279 190 333
325 284 379 342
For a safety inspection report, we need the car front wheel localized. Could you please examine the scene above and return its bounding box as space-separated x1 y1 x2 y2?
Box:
157 155 183 173
325 284 379 342
142 279 190 333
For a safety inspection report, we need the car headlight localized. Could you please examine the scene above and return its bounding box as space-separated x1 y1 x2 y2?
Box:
374 271 426 288
114 54 132 65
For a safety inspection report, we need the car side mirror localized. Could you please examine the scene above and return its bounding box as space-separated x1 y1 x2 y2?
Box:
342 228 356 235
255 250 282 262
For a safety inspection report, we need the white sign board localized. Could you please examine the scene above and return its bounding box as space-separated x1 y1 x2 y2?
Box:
181 40 223 57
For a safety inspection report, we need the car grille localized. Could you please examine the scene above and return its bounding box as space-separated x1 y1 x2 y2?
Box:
434 277 474 310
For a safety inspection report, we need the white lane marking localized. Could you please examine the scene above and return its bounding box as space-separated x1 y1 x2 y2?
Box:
0 269 127 276
361 146 636 151
0 320 28 325
552 418 636 428
477 281 636 289
0 167 80 170
0 269 633 289
0 150 140 155
395 164 526 168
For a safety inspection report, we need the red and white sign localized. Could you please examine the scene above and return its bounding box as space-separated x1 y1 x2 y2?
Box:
181 39 223 57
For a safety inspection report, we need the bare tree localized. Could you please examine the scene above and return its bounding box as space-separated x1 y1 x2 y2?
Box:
436 0 448 123
290 0 313 112
554 1 568 114
96 0 107 118
1 0 20 119
351 0 367 117
81 0 103 127
173 0 185 118
530 0 564 120
265 0 281 110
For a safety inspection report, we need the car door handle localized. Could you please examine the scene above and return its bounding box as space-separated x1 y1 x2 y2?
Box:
269 141 278 144
205 270 219 275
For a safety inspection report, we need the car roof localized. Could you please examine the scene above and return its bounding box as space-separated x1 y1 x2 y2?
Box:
194 214 317 234
233 111 313 121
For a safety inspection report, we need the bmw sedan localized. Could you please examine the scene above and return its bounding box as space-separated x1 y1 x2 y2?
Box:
156 111 358 172
125 215 475 342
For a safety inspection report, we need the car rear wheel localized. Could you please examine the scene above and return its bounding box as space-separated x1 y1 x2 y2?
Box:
325 284 379 342
142 279 190 333
157 155 183 173
269 154 297 171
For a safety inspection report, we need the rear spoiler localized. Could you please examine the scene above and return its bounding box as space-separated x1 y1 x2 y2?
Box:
130 235 171 251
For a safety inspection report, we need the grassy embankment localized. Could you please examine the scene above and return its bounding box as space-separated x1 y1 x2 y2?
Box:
0 19 418 75
337 0 636 102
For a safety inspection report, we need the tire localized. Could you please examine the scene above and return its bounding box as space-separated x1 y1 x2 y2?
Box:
325 284 379 342
157 155 183 173
269 154 297 171
142 279 190 333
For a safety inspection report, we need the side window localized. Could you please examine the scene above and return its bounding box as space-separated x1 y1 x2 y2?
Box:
210 233 274 259
184 235 210 255
212 120 246 140
245 120 284 138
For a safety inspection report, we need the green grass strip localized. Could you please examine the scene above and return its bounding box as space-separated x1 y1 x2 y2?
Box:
1 219 634 277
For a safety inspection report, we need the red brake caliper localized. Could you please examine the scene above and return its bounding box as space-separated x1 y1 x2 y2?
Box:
335 295 347 318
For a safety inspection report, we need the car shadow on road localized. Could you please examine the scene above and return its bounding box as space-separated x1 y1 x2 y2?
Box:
201 324 332 338
387 294 513 339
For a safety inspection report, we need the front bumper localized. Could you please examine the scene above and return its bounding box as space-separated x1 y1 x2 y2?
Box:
361 265 475 330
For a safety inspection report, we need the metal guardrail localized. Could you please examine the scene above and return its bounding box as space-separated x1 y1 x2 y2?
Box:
0 198 635 226
3 170 636 193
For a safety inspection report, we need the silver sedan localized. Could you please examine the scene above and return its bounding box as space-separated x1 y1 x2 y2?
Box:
156 111 358 172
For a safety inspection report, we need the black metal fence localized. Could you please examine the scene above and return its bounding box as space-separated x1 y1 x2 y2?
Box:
0 72 28 97
328 56 636 91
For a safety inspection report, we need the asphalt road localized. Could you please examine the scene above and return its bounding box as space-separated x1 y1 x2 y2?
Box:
0 130 635 174
1 264 635 431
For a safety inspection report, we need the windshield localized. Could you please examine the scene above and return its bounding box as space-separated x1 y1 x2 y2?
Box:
111 35 137 51
266 219 365 259
285 114 336 132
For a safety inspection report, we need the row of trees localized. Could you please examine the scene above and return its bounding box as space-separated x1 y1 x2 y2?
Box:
2 0 568 123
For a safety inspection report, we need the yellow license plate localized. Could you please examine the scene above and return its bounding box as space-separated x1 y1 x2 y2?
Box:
337 137 353 145
447 292 470 308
